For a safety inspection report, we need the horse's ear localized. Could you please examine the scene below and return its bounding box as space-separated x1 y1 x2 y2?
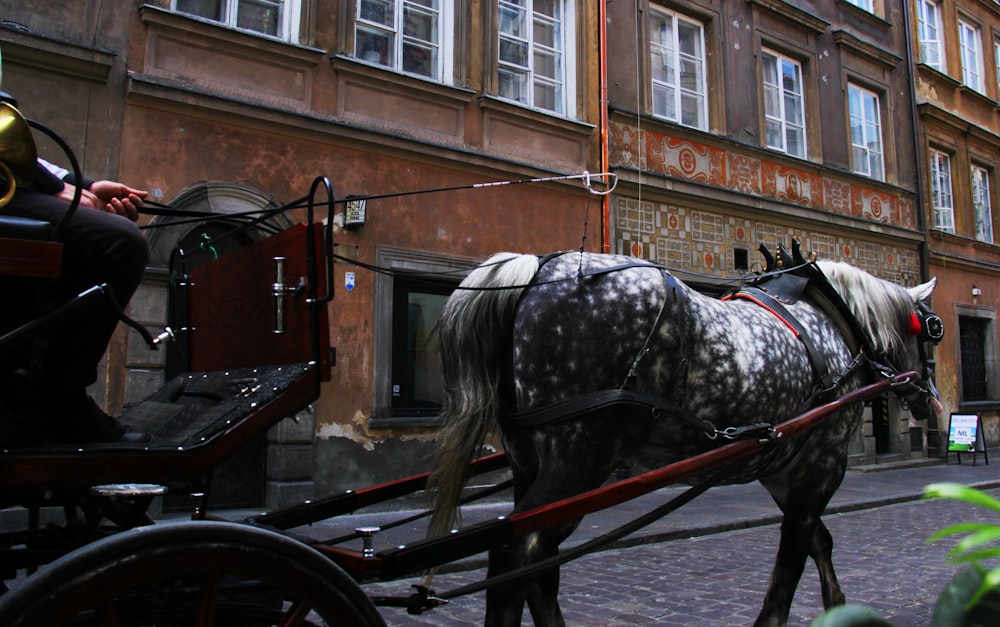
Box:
908 276 937 303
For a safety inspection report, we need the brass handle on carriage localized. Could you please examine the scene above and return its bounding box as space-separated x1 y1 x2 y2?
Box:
0 101 38 208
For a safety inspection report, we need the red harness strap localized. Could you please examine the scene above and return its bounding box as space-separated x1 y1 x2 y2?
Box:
722 292 801 337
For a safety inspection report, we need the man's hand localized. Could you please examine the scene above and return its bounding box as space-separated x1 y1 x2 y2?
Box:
88 180 149 221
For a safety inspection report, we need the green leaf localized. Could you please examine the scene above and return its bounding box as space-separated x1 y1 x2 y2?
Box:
968 568 1000 607
810 604 892 626
932 567 985 626
948 528 1000 558
948 548 1000 566
925 483 1000 514
928 522 996 544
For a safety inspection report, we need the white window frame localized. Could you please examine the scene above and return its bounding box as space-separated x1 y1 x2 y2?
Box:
354 1 452 82
846 0 874 13
972 165 995 243
761 49 807 159
497 0 576 117
848 84 884 181
959 19 985 92
995 40 1000 94
930 149 955 233
171 0 300 43
917 0 943 71
648 7 707 131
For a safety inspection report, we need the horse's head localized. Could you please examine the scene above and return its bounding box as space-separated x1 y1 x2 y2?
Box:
893 278 945 422
817 261 944 422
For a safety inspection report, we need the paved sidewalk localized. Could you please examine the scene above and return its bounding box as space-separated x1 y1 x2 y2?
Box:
253 452 1000 573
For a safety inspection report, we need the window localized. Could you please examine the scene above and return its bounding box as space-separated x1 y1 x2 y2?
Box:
995 41 1000 93
959 19 984 92
845 0 874 12
972 165 994 243
917 0 943 71
498 0 570 114
848 84 884 181
172 0 300 41
389 274 454 417
372 248 475 425
959 316 989 401
648 7 707 130
930 149 955 233
761 49 806 159
355 0 445 80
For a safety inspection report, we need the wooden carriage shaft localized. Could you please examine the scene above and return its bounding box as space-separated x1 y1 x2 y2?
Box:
362 372 917 580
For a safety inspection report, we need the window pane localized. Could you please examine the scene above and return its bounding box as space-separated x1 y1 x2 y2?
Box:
534 47 559 80
534 81 559 112
402 42 434 76
680 92 703 128
852 146 868 175
357 27 394 66
499 67 528 102
176 0 224 20
391 284 450 415
499 3 525 37
237 0 281 36
652 84 674 119
403 4 436 41
972 166 994 243
651 48 673 84
786 126 805 158
533 0 559 19
360 0 394 27
766 119 782 149
533 15 558 48
764 84 780 118
500 38 529 67
677 20 701 57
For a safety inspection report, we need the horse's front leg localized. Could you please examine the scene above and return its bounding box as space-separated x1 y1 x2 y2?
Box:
754 512 818 627
810 519 846 609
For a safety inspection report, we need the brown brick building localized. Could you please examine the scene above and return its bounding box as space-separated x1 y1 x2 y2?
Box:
3 0 998 508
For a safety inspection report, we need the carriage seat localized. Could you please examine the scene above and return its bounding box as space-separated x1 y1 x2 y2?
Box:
0 215 62 279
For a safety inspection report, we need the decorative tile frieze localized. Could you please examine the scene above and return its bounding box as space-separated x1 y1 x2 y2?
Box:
616 197 655 233
614 198 922 285
610 120 918 230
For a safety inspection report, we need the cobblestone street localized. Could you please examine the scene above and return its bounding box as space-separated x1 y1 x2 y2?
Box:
363 489 998 626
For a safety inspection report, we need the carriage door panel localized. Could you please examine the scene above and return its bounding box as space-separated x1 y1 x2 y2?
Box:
186 223 330 378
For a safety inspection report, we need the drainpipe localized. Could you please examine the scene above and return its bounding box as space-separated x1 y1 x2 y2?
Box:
901 0 930 283
599 0 611 254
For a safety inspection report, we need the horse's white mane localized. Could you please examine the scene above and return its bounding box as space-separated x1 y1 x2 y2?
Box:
815 260 918 355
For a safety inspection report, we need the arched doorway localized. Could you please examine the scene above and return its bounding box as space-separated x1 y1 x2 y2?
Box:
129 182 307 510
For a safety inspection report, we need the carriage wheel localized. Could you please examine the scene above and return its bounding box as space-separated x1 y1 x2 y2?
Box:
0 520 385 626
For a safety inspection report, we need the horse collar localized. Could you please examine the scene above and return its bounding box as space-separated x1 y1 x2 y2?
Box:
723 286 837 399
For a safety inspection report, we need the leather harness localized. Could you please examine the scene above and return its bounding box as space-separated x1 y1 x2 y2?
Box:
501 243 908 438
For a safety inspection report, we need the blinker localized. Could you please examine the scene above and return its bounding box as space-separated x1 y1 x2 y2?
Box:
908 312 922 337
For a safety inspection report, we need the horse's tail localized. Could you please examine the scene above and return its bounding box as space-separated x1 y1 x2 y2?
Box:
427 252 539 538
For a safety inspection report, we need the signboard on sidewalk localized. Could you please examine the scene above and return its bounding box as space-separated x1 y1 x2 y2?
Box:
946 414 989 466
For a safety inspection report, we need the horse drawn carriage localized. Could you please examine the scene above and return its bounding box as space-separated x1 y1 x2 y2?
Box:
0 100 944 626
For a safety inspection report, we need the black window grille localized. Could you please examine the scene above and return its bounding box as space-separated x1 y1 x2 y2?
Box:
959 316 988 401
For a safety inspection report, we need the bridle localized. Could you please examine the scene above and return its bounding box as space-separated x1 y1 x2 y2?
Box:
873 300 944 415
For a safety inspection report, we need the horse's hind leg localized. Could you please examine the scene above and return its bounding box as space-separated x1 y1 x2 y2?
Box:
485 523 575 627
